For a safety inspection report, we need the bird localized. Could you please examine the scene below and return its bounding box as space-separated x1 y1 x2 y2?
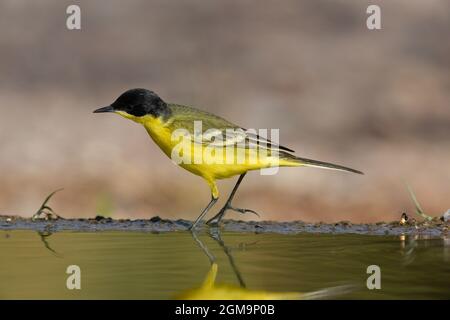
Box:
176 262 330 300
176 230 353 300
94 88 363 229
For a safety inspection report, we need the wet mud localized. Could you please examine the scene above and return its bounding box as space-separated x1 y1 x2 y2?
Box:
0 215 447 236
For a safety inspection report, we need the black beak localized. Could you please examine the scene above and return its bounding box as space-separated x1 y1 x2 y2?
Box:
93 105 114 113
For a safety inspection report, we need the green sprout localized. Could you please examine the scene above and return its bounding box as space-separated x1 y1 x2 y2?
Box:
406 184 433 222
32 188 64 220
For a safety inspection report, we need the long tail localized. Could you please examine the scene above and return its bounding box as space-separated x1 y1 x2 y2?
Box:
281 154 363 175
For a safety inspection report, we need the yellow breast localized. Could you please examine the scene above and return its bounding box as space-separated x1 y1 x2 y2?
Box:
133 114 287 182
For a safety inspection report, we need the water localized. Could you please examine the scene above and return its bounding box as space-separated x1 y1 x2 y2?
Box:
0 230 449 299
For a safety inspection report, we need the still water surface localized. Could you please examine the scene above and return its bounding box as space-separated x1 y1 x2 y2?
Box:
1 230 449 299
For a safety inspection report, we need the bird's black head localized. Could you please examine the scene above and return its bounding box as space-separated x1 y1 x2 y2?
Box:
94 88 170 119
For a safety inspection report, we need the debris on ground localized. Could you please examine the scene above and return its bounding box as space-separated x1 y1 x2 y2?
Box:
0 215 447 236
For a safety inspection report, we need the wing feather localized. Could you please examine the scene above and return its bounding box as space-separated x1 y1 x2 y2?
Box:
166 104 295 152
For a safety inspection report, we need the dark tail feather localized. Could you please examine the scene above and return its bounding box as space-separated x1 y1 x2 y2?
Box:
292 156 364 175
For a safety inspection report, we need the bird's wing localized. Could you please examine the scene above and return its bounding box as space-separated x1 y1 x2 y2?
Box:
166 104 295 152
242 129 295 152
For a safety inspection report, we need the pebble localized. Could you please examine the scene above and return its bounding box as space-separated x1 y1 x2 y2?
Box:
442 210 450 222
150 216 162 223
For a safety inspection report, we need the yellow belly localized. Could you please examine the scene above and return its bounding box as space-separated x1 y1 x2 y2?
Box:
140 116 286 181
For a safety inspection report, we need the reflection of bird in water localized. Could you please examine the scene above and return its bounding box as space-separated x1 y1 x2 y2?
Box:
176 261 308 300
176 230 352 300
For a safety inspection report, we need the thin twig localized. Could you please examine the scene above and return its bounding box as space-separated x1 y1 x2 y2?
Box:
406 184 433 221
32 188 64 220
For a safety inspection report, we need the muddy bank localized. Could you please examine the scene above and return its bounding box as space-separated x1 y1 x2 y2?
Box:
0 215 447 236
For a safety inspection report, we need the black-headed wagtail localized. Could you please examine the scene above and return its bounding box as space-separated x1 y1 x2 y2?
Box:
94 89 363 229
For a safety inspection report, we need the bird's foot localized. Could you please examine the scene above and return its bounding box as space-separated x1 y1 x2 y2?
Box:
206 204 260 226
227 205 260 217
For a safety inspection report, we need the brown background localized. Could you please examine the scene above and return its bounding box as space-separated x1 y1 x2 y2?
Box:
0 0 449 222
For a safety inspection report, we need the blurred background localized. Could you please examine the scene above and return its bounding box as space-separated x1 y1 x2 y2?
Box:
0 0 448 222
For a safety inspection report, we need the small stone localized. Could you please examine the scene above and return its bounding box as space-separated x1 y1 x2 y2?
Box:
150 216 162 223
399 212 408 225
441 210 450 222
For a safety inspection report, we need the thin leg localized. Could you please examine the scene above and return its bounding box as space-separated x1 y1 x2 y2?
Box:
209 229 246 288
190 230 216 264
189 196 218 230
206 173 259 226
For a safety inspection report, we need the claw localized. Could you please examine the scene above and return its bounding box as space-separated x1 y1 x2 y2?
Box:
228 206 260 217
